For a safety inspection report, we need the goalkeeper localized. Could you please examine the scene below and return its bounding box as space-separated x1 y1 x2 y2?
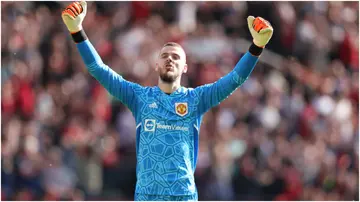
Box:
62 1 273 201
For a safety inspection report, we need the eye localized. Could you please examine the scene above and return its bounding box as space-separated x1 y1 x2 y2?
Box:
173 54 180 60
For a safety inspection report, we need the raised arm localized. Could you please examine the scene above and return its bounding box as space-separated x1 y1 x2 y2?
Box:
61 1 141 112
195 16 273 115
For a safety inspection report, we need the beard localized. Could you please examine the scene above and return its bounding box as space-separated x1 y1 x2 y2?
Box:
159 71 178 83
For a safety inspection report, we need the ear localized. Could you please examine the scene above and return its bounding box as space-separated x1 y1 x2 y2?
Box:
183 64 188 73
155 63 159 72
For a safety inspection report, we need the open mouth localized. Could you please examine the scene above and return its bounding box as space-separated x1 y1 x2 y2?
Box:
165 64 174 71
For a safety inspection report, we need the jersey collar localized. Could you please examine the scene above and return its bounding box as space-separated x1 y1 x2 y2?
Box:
155 86 184 96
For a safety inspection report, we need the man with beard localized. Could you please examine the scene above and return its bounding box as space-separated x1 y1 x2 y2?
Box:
62 1 273 201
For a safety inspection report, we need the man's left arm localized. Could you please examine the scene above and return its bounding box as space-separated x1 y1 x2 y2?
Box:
195 16 273 115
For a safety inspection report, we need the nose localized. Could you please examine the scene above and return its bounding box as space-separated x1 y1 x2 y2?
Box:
166 58 172 63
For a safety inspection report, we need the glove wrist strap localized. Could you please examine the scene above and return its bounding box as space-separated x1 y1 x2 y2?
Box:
71 29 88 43
249 42 263 56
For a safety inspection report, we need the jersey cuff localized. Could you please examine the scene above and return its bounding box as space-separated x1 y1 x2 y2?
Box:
248 42 263 56
71 30 88 43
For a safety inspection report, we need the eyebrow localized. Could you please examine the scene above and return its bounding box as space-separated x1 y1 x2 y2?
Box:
160 52 180 58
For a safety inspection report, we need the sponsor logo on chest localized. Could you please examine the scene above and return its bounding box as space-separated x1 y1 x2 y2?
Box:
143 119 189 132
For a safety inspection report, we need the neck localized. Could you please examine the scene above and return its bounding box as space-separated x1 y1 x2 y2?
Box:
158 78 181 94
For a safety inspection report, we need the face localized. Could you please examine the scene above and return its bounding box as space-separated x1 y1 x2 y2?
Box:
156 46 187 83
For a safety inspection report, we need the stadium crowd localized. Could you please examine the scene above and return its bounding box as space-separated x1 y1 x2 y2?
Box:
1 1 359 201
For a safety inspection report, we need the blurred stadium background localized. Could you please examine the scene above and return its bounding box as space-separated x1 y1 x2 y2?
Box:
1 1 359 201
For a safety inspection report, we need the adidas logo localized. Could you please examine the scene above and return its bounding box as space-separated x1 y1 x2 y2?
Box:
149 102 158 108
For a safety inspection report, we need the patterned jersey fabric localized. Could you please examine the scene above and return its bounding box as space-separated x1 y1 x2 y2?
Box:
134 193 198 201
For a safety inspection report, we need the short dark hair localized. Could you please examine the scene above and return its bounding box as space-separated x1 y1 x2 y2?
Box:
160 42 186 60
162 42 183 49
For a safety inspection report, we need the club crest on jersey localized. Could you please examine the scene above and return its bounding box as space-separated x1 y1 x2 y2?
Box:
175 102 188 117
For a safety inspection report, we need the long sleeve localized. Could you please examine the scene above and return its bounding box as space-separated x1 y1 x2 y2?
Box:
195 52 259 115
76 39 142 113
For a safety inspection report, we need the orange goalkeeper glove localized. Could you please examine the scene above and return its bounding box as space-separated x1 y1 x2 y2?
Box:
247 16 273 48
61 1 87 34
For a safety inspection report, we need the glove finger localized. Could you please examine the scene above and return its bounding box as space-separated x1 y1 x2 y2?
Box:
65 8 77 17
259 27 273 34
247 16 255 31
256 17 266 23
72 2 82 14
62 9 75 19
67 6 79 16
62 11 75 20
79 1 87 12
254 23 266 32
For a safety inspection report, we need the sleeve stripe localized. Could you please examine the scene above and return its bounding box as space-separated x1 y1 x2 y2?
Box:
136 123 142 129
193 124 199 132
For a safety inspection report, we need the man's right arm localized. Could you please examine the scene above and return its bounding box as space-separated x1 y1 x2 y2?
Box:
61 1 139 112
76 39 140 112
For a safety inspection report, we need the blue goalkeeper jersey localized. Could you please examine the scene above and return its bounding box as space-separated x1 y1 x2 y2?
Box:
76 40 259 196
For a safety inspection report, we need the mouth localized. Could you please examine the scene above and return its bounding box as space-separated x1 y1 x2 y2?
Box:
165 64 174 71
